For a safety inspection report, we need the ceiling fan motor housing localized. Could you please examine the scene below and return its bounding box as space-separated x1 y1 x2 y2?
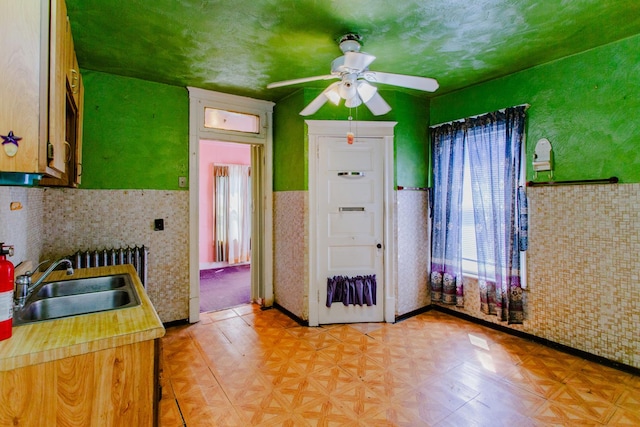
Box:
338 33 362 53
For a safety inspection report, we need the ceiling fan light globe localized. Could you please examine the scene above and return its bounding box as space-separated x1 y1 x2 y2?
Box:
345 95 362 108
357 81 377 103
339 82 356 100
325 86 341 105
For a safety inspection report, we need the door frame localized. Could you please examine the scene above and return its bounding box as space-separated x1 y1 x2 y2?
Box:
306 120 397 326
188 87 274 323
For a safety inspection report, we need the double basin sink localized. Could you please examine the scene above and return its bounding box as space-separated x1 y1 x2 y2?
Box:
13 274 141 325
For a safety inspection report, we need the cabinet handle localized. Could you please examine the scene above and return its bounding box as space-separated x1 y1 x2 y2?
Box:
70 69 79 94
63 141 72 162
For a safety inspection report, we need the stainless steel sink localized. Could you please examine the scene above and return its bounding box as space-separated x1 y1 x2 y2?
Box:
35 274 129 298
14 274 141 325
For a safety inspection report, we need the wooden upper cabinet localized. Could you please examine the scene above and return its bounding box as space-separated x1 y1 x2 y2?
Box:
0 0 80 180
40 4 84 187
47 0 67 175
64 12 84 187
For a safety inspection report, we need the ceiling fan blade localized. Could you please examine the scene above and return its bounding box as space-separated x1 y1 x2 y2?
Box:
344 51 376 70
364 71 439 92
323 82 341 105
299 82 341 116
363 92 391 116
267 74 337 89
300 93 329 116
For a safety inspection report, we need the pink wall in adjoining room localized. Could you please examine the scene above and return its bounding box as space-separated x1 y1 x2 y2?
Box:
199 140 251 266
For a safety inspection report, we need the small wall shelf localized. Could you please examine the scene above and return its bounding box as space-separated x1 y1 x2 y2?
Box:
526 177 618 187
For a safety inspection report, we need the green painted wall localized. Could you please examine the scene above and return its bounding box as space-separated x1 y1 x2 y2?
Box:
273 91 306 191
392 93 430 189
273 88 429 191
430 34 640 183
80 71 189 190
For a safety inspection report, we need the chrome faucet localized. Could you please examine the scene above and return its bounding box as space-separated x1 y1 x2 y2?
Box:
14 259 74 308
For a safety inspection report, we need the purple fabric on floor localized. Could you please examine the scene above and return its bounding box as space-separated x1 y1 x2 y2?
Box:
200 264 250 313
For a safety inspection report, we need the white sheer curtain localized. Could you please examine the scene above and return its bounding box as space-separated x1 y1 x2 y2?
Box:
213 164 251 264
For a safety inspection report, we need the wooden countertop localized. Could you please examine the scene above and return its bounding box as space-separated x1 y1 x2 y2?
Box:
0 264 165 371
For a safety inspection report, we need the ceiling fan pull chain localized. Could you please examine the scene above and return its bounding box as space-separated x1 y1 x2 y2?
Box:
347 108 354 144
355 106 359 141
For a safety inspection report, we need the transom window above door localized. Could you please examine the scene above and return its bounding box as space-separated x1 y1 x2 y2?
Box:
204 108 260 134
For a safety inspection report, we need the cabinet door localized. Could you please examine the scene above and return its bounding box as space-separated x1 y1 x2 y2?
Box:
48 0 67 174
75 73 84 185
65 16 81 107
0 1 48 173
66 14 83 186
39 0 83 188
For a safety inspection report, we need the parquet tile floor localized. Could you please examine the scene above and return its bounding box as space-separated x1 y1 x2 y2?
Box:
160 305 640 426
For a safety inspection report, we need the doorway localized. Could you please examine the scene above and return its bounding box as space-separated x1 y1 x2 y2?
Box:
307 120 397 326
199 140 252 313
188 87 274 323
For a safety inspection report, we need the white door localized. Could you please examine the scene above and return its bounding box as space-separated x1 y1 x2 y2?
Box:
317 136 385 324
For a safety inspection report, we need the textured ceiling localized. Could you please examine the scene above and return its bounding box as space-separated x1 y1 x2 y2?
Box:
66 0 640 101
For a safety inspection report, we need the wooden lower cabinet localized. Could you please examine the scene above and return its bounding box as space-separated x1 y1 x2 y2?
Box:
0 339 159 426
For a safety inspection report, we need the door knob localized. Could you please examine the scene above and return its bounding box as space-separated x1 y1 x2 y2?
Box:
376 243 382 249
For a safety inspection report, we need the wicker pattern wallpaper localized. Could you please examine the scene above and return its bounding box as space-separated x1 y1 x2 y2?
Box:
0 187 44 268
273 191 307 320
40 188 189 323
396 190 430 316
442 183 640 368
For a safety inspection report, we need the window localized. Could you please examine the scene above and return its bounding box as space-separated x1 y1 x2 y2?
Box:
461 149 479 275
204 108 260 134
461 148 523 281
430 106 528 322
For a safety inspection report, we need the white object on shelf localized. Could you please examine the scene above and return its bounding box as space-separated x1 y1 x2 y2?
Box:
533 138 553 178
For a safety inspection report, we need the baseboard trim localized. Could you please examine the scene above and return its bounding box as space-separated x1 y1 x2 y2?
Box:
430 304 640 376
273 302 309 326
395 305 433 322
163 319 189 328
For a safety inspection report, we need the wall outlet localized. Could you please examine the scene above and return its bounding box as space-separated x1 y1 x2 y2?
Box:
178 176 187 188
154 218 164 231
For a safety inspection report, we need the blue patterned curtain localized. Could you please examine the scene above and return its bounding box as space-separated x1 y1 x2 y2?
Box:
466 106 527 324
430 123 465 306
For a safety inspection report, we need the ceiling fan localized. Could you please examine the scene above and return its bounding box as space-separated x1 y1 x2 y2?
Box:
267 34 439 116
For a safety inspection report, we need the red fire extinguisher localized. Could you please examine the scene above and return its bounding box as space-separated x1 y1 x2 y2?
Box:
0 243 14 341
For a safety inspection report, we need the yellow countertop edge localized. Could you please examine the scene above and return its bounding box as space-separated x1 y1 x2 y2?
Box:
0 264 165 371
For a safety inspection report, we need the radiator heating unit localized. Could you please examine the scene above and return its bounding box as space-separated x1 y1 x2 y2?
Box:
65 246 149 287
